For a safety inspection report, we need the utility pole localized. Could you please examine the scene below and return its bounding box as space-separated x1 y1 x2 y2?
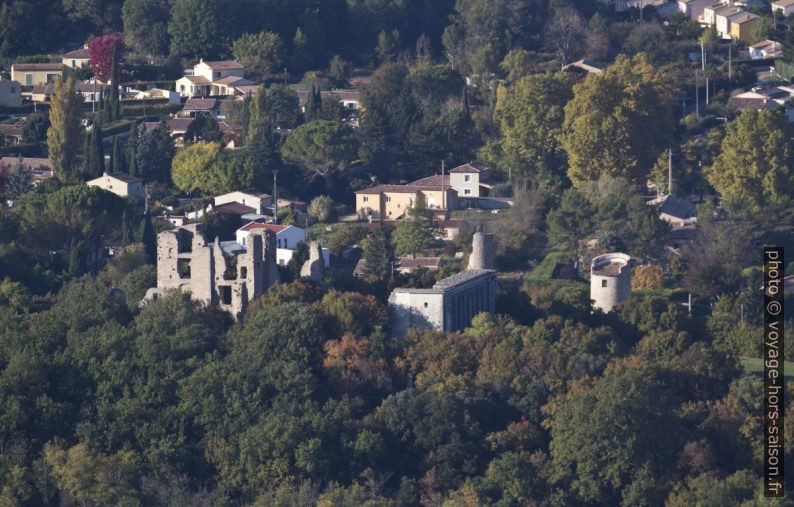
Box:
441 160 445 210
687 293 692 318
695 70 699 118
728 43 732 81
701 39 706 70
668 148 672 196
284 68 287 87
273 170 278 223
706 76 709 106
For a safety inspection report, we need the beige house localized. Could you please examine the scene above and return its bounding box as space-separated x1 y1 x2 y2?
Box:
87 172 144 200
730 12 760 42
0 79 22 107
11 63 65 86
355 182 456 220
176 59 254 97
62 47 91 69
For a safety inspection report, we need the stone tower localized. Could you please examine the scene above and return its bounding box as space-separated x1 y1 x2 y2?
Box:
300 241 324 282
590 252 631 313
468 231 495 270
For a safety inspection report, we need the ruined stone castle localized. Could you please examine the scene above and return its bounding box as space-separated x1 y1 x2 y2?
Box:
143 223 279 319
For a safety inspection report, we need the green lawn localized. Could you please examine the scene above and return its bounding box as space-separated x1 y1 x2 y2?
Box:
740 357 794 380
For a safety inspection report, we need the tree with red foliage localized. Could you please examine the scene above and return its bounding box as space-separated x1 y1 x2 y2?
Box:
88 35 124 83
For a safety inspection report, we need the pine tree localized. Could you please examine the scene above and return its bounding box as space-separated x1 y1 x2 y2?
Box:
111 135 126 174
47 77 84 183
364 228 393 279
126 122 139 178
140 211 156 263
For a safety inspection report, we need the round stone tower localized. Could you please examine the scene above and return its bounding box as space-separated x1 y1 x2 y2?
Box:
468 231 495 270
590 252 631 313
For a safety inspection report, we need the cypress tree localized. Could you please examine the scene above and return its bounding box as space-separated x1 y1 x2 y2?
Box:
127 122 139 178
67 239 84 277
83 120 104 178
121 210 134 245
109 45 120 121
141 211 156 264
305 85 321 122
111 135 125 174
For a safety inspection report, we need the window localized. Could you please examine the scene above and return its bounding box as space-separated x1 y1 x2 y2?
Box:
219 285 232 305
177 258 192 279
25 74 32 85
464 189 471 195
464 174 471 182
363 196 368 202
46 74 56 83
601 279 607 288
423 302 428 308
71 60 76 67
386 196 391 202
240 267 247 278
283 238 288 248
277 239 281 248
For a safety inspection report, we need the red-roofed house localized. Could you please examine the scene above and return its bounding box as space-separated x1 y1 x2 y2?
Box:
62 46 91 69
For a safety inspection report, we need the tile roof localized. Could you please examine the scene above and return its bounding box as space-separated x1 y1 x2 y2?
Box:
409 175 450 187
398 256 442 269
201 60 243 70
214 75 252 86
238 222 288 233
63 48 90 59
32 82 107 95
184 98 218 110
167 117 194 132
179 75 211 84
355 184 421 194
433 268 495 290
104 172 143 183
13 63 63 71
214 202 256 215
0 124 22 137
0 156 51 169
450 162 488 173
657 195 695 219
774 0 794 6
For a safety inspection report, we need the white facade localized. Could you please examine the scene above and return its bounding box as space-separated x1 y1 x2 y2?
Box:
450 171 480 198
772 0 794 17
715 7 744 37
236 224 305 250
215 191 272 214
277 247 330 267
590 253 632 313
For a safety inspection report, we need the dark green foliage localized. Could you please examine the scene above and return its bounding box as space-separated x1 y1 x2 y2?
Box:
184 113 223 144
126 122 139 178
363 227 393 279
21 111 49 143
110 135 125 174
136 124 174 182
82 121 104 179
140 211 156 264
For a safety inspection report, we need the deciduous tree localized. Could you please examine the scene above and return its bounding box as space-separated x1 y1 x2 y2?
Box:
47 78 83 183
562 53 674 188
232 31 284 82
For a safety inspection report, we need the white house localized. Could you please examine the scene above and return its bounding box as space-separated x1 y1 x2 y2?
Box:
749 40 783 59
449 162 489 199
134 87 181 104
62 46 91 69
236 222 330 266
772 0 794 17
87 172 144 200
175 59 255 97
677 0 714 21
714 6 744 38
214 190 272 215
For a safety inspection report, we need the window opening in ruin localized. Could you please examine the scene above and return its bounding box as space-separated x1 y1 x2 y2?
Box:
601 279 607 288
220 285 232 305
240 266 248 278
177 258 191 279
223 253 238 280
176 229 193 253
